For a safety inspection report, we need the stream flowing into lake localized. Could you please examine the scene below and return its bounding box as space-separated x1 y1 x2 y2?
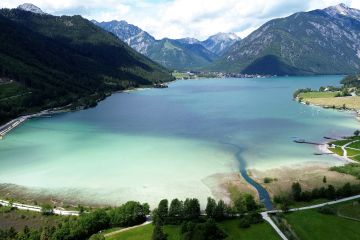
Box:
0 76 358 207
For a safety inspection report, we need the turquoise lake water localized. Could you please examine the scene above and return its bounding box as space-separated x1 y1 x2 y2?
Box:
0 76 358 206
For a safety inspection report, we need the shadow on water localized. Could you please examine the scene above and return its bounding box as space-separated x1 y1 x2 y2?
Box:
220 140 273 210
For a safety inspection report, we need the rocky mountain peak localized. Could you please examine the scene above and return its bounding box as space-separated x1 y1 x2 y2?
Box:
17 3 45 15
210 32 240 41
324 3 360 21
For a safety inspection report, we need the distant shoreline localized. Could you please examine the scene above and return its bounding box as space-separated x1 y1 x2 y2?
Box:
0 85 156 139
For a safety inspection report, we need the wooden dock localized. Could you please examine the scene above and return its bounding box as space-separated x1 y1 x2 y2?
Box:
293 139 324 145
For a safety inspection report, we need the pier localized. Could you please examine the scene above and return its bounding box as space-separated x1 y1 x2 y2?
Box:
293 139 324 145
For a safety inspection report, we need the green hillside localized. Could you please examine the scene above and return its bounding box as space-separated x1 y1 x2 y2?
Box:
0 9 172 124
146 39 217 71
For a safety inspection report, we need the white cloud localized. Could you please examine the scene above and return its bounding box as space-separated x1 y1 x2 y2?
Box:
0 0 358 39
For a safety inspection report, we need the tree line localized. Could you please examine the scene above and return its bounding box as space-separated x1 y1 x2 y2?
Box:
274 181 360 211
151 194 262 240
0 201 149 240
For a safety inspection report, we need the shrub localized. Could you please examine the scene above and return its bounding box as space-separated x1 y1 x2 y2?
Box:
238 217 251 228
264 177 273 183
317 206 335 215
41 204 53 215
152 224 168 240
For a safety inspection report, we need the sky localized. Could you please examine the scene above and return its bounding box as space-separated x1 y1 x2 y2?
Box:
1 0 360 40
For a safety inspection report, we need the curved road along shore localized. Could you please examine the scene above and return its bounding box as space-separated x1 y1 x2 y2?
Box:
0 199 79 216
0 109 68 139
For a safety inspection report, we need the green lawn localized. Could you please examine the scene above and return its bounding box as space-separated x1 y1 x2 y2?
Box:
337 202 360 220
101 227 123 235
164 225 181 240
352 155 360 162
348 141 360 149
328 137 360 159
219 220 280 240
346 148 360 157
298 91 338 99
106 224 153 240
105 220 280 240
329 146 344 156
289 198 328 208
284 208 360 240
331 139 352 147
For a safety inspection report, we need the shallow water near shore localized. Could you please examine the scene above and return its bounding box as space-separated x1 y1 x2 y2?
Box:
0 76 358 206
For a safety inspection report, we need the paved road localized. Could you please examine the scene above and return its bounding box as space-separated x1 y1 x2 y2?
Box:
0 199 79 216
261 212 288 240
0 116 29 137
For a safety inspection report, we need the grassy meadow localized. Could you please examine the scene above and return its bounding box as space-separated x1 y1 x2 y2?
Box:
105 219 280 240
283 200 360 240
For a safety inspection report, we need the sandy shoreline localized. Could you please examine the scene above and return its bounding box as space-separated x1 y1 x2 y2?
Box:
0 172 255 209
249 161 360 198
247 134 360 199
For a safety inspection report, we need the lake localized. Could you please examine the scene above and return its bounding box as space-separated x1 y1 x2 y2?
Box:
0 76 358 206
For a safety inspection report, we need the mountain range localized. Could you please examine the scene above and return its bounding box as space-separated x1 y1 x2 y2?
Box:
210 3 360 75
0 4 172 123
93 20 240 70
94 4 360 75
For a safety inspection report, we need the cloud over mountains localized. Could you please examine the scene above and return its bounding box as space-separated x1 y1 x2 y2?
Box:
1 0 359 39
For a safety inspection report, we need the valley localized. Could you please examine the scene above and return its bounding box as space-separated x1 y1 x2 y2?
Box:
1 2 360 240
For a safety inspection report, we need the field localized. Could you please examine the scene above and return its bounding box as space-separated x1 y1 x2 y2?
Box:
105 224 153 240
298 91 338 98
251 164 359 199
172 71 194 79
105 224 182 240
336 201 360 220
330 146 344 156
283 200 360 240
331 164 360 179
0 205 64 231
300 93 360 110
218 220 280 240
349 141 360 149
105 219 280 240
